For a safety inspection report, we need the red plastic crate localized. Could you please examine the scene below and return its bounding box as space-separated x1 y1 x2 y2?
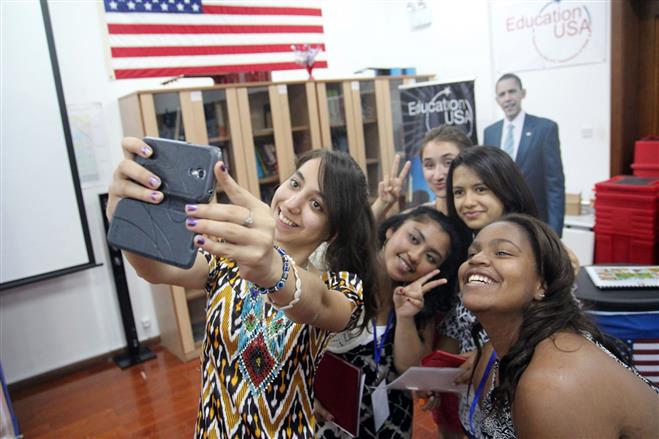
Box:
594 205 659 237
594 231 658 264
631 163 659 178
593 191 659 211
594 175 659 195
594 224 656 241
634 138 659 166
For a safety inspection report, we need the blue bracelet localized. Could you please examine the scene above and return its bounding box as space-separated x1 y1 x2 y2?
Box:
250 246 290 298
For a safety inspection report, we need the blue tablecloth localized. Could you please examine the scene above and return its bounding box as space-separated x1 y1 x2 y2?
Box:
588 310 659 341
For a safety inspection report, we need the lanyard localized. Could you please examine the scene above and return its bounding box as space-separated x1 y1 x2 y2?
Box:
372 310 395 366
469 350 497 436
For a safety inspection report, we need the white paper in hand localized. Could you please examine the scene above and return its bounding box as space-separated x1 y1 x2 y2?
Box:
386 367 467 393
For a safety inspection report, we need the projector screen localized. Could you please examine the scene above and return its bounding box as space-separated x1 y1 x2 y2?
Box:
0 0 96 290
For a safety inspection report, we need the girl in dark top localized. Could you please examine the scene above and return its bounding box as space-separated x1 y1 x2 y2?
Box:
462 214 658 438
316 207 465 439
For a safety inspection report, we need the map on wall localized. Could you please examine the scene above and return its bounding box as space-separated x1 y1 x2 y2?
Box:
67 103 110 187
489 0 607 74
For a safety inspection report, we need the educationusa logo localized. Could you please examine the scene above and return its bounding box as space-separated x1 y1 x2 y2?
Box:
406 86 475 139
506 1 593 63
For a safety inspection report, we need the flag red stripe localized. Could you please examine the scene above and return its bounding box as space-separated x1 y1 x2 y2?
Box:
202 5 322 16
635 349 659 355
113 61 328 79
111 43 326 57
107 24 324 35
634 360 659 365
637 371 659 376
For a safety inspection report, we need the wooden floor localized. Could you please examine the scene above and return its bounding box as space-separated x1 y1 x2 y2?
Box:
10 345 440 438
11 346 200 438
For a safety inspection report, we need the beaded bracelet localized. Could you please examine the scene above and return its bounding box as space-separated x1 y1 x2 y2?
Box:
250 245 289 298
268 257 302 311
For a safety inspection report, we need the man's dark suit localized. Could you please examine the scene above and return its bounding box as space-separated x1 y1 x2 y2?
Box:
484 114 565 236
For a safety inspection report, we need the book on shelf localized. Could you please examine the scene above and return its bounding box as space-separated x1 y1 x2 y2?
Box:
326 88 343 126
255 150 267 179
203 101 228 139
585 266 659 288
216 102 227 138
254 143 278 177
218 146 231 173
262 143 278 172
361 100 375 121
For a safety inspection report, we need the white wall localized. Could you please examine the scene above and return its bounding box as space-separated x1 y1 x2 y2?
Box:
0 1 213 384
0 0 611 383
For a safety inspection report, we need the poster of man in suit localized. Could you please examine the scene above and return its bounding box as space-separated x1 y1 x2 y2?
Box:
484 73 565 236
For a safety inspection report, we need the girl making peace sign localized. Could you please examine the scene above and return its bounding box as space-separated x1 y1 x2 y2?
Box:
316 207 465 438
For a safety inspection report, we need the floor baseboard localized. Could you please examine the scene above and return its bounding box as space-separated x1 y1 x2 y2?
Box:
8 336 161 393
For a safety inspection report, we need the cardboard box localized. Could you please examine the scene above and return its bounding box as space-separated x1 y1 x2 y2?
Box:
566 192 582 216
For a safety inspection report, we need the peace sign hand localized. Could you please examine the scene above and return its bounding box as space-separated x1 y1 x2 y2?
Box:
393 269 447 318
184 161 279 286
377 153 411 206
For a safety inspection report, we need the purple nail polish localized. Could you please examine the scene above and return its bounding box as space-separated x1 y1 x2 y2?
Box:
148 176 160 188
150 191 159 202
186 204 198 212
186 218 197 226
196 236 205 245
219 163 226 173
140 146 151 156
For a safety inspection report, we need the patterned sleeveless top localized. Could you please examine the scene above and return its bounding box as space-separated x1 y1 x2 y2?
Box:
194 255 364 438
477 333 659 439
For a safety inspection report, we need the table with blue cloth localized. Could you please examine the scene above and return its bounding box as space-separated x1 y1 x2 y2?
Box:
575 267 659 385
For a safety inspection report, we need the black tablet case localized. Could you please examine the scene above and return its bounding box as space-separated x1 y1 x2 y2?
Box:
107 137 221 268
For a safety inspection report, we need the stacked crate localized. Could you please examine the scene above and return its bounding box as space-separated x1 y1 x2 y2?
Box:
593 176 659 264
631 138 659 178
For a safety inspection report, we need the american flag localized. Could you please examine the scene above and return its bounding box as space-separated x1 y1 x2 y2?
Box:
102 0 327 79
633 339 659 385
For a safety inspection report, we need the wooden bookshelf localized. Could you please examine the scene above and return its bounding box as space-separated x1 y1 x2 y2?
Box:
117 74 433 362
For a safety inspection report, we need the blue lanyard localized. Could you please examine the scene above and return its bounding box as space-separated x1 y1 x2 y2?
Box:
469 350 497 436
372 310 395 366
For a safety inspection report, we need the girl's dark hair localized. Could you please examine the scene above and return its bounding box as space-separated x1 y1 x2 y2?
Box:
297 149 379 328
419 124 473 157
476 214 630 415
377 206 467 329
446 146 539 231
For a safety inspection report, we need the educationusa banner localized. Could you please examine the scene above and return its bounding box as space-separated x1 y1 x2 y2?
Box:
400 79 477 156
490 0 607 73
399 79 476 206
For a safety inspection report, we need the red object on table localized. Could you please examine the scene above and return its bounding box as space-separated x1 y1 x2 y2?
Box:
593 175 659 264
